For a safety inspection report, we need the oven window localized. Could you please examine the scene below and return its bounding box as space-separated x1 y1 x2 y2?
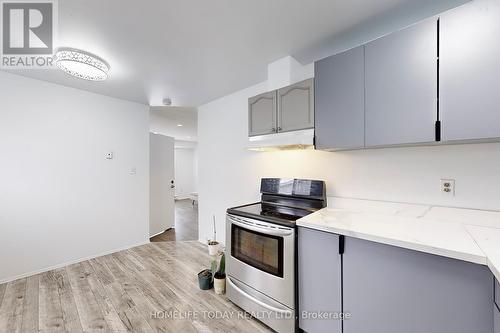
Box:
231 224 284 277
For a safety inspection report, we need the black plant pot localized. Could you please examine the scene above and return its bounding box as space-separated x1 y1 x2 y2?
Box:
198 269 213 290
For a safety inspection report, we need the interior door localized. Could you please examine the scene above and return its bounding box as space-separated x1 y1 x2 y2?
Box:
149 133 175 237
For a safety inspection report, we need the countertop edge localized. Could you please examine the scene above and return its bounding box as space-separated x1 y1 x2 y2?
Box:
486 259 500 283
296 221 488 266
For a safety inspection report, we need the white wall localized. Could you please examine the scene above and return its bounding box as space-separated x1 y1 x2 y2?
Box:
174 147 198 199
149 106 198 142
0 71 150 283
198 54 500 244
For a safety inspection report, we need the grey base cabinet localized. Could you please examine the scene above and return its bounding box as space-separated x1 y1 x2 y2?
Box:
298 227 342 333
343 237 493 333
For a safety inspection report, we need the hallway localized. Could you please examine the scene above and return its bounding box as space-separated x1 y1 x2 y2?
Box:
150 199 198 242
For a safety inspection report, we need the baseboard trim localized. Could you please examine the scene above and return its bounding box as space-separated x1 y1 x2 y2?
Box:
0 239 150 284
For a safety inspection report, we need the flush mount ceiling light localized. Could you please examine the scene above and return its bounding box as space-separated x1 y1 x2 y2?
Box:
54 48 110 81
177 124 183 127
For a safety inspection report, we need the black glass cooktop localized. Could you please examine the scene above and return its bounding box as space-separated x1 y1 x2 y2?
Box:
228 179 326 227
227 202 314 226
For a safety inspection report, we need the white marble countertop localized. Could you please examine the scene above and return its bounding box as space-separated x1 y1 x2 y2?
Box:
296 198 500 282
465 225 500 283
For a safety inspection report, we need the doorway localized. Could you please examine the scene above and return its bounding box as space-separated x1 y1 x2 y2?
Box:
150 199 198 241
150 141 199 242
149 106 199 242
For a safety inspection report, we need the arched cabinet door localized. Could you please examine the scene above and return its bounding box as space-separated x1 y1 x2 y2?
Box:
277 78 314 133
248 91 277 136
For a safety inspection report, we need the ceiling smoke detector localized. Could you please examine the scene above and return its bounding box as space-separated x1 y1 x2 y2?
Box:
162 98 172 106
54 48 110 81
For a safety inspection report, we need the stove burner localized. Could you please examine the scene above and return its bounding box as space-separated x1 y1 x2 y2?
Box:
261 209 294 219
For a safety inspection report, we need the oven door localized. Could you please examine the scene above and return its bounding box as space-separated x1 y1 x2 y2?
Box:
226 214 295 308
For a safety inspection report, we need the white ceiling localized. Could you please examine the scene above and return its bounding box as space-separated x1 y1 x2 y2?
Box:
5 0 469 107
150 107 198 142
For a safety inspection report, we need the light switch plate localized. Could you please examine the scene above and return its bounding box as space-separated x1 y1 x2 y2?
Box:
440 179 455 196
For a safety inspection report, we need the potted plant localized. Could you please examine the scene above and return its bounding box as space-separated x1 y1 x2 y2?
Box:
208 215 220 256
214 253 226 295
197 269 213 290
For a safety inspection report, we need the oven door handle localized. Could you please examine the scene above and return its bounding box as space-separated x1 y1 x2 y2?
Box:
227 277 293 315
229 218 293 236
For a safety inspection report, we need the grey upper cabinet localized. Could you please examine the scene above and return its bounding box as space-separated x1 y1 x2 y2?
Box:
315 46 365 150
277 79 314 133
343 236 494 333
440 0 500 141
298 227 342 333
496 278 500 333
495 305 500 333
496 277 500 308
365 18 438 147
248 91 277 136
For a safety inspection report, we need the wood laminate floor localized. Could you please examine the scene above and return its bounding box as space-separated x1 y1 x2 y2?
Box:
0 241 272 333
151 199 199 242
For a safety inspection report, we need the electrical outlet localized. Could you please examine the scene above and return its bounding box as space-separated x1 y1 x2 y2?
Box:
441 179 455 196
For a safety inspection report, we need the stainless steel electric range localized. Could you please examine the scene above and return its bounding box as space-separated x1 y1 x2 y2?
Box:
226 178 326 333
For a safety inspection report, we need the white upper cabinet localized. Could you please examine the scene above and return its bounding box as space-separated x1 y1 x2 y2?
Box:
365 18 438 147
277 79 314 133
248 79 314 137
248 91 277 136
440 0 500 141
